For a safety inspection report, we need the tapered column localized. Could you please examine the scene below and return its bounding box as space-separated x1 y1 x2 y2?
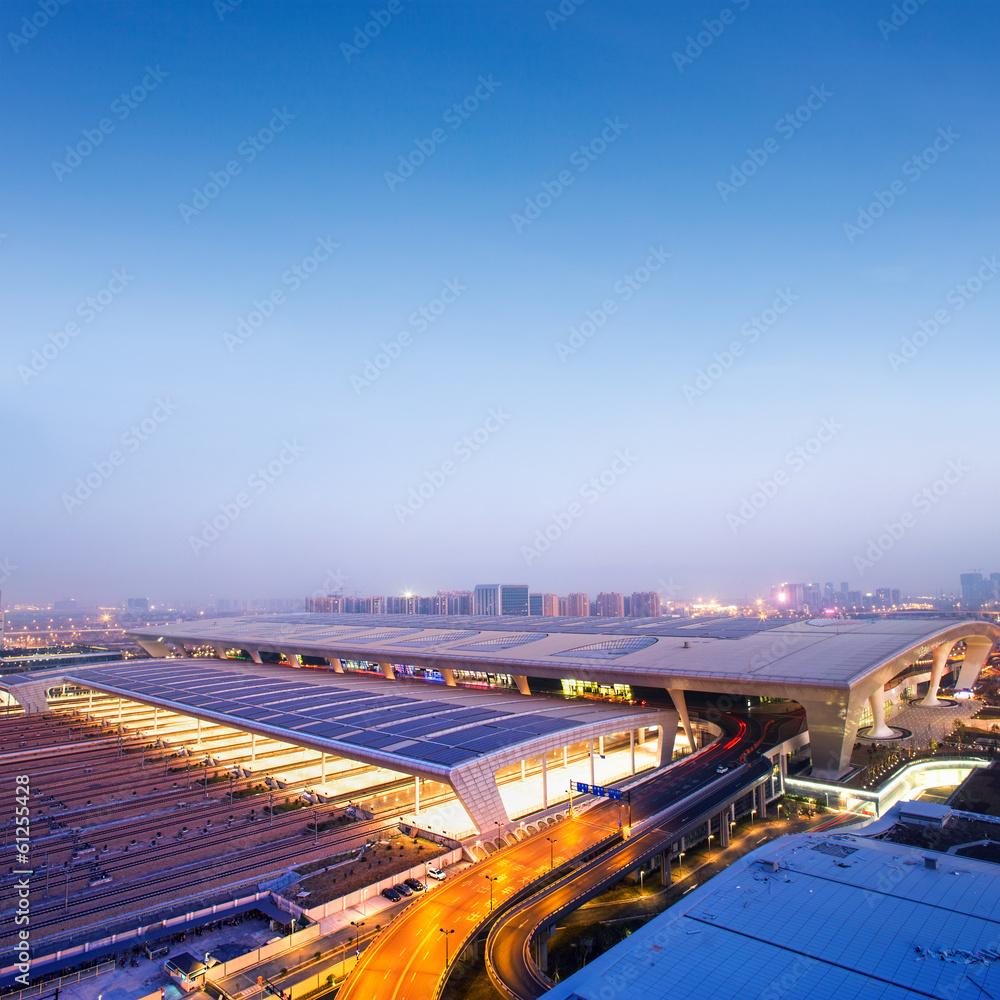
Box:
868 686 895 739
379 662 395 680
958 636 994 690
513 675 530 696
630 730 636 775
330 658 344 674
321 753 326 783
542 754 548 808
920 642 955 706
667 688 695 754
589 739 595 784
285 652 302 668
250 732 256 763
245 648 262 664
441 668 456 687
414 775 420 814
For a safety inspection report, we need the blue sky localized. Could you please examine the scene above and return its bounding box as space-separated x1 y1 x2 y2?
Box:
3 0 999 605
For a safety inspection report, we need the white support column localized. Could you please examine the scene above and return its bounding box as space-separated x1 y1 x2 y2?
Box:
542 754 548 808
251 732 256 764
414 775 420 815
513 675 531 696
920 642 955 707
379 662 395 680
330 658 344 674
441 668 457 687
638 726 645 746
214 644 231 660
246 649 263 664
521 760 526 782
589 739 595 785
868 686 895 739
563 746 568 768
197 718 202 747
153 706 158 734
667 688 695 754
117 698 122 724
599 735 604 756
630 729 636 776
958 636 994 690
321 753 326 783
89 689 93 711
286 652 302 668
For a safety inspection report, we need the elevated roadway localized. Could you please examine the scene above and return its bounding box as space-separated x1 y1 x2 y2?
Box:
338 705 800 1000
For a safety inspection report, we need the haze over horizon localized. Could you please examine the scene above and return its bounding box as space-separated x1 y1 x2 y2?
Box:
4 1 999 607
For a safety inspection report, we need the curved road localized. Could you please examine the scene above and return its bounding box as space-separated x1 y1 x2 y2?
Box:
338 705 800 1000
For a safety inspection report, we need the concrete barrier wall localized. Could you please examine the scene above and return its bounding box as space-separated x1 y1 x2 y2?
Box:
303 848 463 921
211 924 322 979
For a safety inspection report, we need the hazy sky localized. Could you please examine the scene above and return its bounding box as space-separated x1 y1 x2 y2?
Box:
3 0 998 606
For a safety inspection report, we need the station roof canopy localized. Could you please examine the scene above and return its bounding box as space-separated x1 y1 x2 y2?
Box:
127 612 1000 693
46 657 669 780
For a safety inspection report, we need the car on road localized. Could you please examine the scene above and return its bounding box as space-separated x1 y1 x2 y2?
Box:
394 882 412 897
716 765 729 774
404 877 425 892
380 887 401 902
426 865 447 881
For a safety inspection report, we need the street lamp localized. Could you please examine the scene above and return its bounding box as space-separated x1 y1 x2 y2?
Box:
678 851 685 874
546 837 556 869
350 920 365 957
708 834 714 862
639 869 645 890
484 874 500 911
439 927 455 965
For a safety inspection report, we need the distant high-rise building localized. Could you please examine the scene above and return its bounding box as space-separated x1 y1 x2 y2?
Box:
596 592 625 617
630 592 662 618
529 593 559 616
474 584 529 616
558 596 569 616
566 593 590 616
960 572 999 609
126 597 149 611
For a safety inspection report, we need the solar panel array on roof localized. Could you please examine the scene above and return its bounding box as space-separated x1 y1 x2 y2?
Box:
389 631 480 648
555 637 658 659
67 657 656 771
451 634 548 651
148 611 801 640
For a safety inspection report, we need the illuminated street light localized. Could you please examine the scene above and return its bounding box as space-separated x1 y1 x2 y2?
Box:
546 836 556 869
439 927 455 965
484 874 500 911
350 920 365 958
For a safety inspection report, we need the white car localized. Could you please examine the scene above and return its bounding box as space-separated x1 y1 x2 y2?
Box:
425 865 447 881
716 765 729 774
